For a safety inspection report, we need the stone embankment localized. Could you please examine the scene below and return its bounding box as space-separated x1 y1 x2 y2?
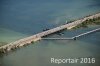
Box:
0 12 100 53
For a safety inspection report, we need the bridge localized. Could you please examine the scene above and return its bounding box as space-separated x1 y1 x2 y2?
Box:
42 38 73 40
42 28 100 40
0 13 100 53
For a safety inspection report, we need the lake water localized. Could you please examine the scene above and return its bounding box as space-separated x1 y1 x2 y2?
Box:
0 0 100 66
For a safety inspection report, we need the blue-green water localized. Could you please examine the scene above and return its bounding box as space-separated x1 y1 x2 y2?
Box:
0 0 100 66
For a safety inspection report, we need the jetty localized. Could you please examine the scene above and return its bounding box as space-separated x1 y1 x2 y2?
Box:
0 13 100 53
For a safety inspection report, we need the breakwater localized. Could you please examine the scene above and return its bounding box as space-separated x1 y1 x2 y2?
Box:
0 13 100 53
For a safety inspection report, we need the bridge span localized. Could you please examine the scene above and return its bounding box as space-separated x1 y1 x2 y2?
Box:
42 28 100 40
0 13 100 53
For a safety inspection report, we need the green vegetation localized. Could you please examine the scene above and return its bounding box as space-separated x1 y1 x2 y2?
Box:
73 17 100 29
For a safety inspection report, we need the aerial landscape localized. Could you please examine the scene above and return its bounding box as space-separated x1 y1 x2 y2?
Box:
0 0 100 66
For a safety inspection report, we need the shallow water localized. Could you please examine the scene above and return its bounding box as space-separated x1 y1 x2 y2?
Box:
0 27 100 66
0 28 28 44
0 0 100 66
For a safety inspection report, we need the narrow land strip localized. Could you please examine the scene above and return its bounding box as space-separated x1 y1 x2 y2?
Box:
0 12 100 53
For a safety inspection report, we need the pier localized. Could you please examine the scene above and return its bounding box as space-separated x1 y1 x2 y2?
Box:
0 13 100 53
